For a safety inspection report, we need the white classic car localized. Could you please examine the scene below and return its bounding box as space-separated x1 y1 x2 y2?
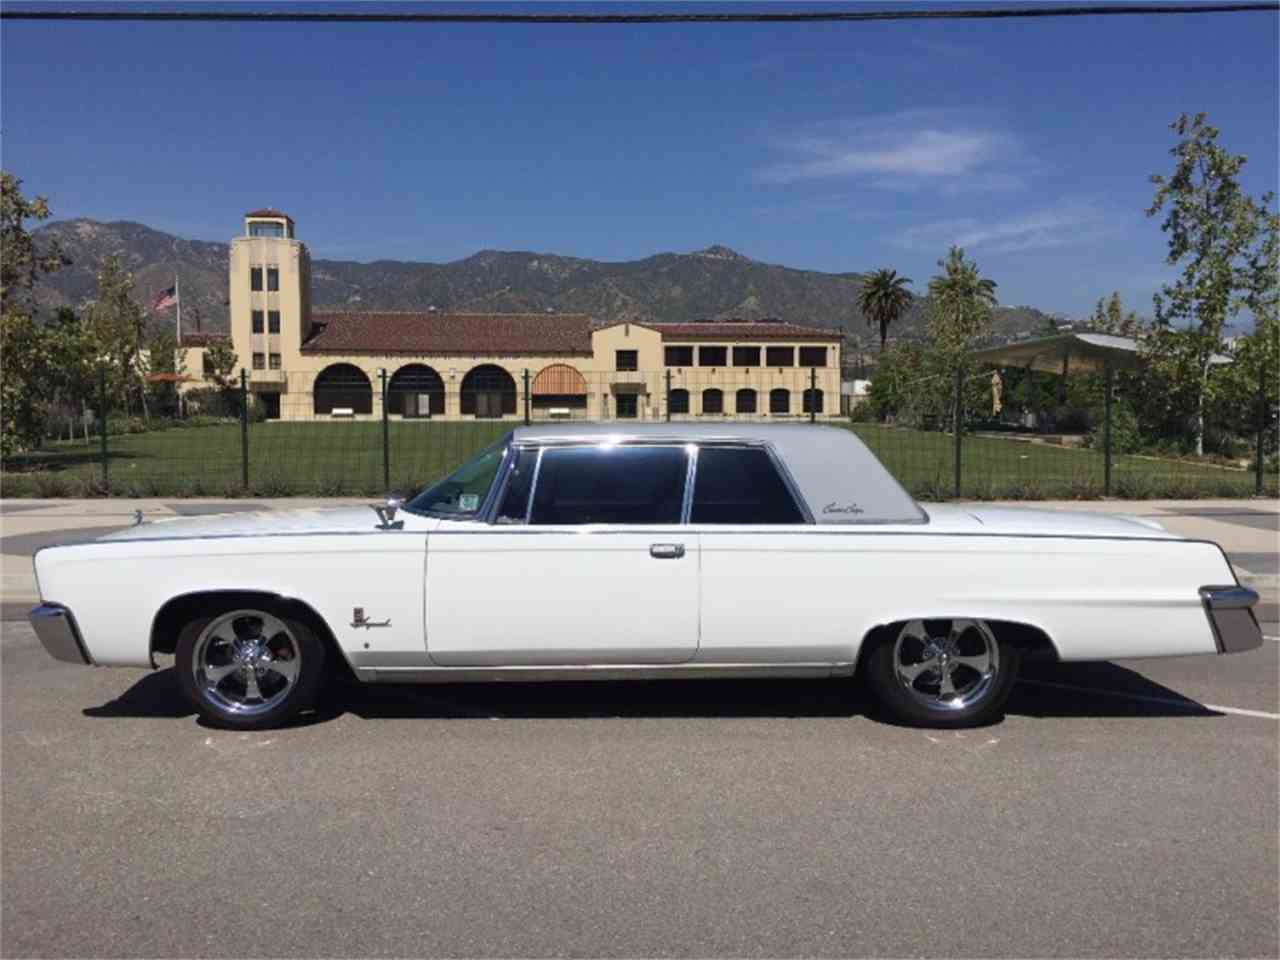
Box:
30 423 1261 729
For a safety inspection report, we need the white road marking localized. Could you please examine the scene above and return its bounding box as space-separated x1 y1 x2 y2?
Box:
1018 678 1280 721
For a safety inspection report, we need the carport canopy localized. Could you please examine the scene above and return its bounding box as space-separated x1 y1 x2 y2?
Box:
971 332 1232 375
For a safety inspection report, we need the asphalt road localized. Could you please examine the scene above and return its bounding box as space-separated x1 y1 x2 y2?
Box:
2 499 1277 958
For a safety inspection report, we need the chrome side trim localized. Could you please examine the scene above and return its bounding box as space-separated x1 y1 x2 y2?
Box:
1199 584 1263 654
29 603 91 665
32 528 1207 551
358 661 855 684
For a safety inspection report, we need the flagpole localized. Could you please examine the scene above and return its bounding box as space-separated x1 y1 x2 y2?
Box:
175 274 182 345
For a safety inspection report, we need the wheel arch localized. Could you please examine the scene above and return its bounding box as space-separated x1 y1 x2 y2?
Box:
149 589 356 679
855 615 1060 674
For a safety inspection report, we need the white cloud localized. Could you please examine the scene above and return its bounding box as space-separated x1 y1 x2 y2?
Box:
756 110 1024 192
892 201 1118 254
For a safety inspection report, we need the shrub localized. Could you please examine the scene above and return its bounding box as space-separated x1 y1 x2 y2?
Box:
1085 400 1142 454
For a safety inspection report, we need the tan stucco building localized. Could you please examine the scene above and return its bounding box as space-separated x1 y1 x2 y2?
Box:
188 210 843 422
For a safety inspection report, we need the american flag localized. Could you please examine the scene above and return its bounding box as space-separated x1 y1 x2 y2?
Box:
151 284 177 312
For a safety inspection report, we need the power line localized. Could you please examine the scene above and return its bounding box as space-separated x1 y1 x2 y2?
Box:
2 4 1277 24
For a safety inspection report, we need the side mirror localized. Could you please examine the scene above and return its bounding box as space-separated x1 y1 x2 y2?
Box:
371 496 404 530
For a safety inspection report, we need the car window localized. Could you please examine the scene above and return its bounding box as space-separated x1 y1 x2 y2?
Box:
690 446 806 524
404 441 506 517
529 445 688 525
494 447 537 523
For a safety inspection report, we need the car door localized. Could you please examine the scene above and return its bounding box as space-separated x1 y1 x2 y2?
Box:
686 444 853 664
425 442 700 666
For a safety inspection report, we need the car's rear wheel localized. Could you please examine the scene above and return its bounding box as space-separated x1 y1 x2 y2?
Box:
864 618 1019 727
176 604 327 729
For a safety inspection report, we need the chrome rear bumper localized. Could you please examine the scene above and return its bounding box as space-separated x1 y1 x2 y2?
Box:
29 603 91 665
1199 586 1263 654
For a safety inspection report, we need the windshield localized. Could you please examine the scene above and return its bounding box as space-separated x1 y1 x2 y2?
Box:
404 441 507 517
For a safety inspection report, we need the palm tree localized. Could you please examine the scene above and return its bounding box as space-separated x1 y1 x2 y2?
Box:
857 268 914 353
927 246 998 339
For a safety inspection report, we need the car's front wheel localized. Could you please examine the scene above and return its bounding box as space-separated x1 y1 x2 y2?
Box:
175 604 328 729
863 618 1019 727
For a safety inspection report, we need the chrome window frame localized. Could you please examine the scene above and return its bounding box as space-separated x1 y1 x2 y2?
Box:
688 441 814 526
508 441 694 527
481 437 814 526
406 434 515 521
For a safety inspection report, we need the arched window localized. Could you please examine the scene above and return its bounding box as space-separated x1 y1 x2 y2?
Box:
460 364 517 418
769 388 790 415
314 363 372 415
803 388 824 414
387 363 444 418
702 388 724 415
735 388 757 414
668 388 690 415
531 364 588 412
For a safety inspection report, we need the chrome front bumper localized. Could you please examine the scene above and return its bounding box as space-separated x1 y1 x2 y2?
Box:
1199 586 1263 654
29 603 91 665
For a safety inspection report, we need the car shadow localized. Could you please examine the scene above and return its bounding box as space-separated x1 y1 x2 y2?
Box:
83 660 1222 725
1010 660 1222 719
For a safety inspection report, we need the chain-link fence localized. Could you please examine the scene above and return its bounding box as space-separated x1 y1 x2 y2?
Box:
2 363 1275 499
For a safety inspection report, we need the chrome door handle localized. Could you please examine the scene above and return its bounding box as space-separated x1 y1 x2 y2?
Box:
650 543 685 559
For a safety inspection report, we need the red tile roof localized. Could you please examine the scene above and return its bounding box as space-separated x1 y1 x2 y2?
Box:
302 311 596 356
647 321 842 342
245 208 293 221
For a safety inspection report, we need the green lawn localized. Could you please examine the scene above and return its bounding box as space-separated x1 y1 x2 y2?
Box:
2 419 1274 499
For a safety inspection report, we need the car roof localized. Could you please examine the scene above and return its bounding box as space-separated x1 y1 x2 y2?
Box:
510 422 925 525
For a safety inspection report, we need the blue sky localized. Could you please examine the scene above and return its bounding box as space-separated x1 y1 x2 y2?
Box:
3 3 1277 320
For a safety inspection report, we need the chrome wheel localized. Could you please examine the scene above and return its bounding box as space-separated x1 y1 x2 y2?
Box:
893 619 999 713
191 609 301 717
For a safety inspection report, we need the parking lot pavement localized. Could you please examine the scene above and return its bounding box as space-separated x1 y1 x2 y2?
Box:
2 497 1277 958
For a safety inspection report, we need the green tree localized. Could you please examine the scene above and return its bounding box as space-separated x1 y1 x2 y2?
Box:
926 245 998 360
86 256 148 415
1146 112 1275 455
1 172 67 311
856 268 913 353
0 173 69 456
201 340 239 389
1086 292 1144 337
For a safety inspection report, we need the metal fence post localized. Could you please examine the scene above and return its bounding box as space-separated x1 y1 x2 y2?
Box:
809 368 817 424
953 366 963 499
239 369 249 490
98 367 109 491
1103 361 1114 497
523 368 531 425
665 369 672 422
1258 358 1267 496
380 368 390 492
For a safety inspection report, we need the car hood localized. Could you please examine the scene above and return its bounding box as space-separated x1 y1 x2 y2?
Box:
97 507 389 541
922 503 1178 538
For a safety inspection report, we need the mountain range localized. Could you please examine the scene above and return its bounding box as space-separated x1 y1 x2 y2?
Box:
31 219 1057 346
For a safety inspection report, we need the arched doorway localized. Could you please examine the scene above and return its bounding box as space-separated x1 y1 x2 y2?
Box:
769 388 790 415
702 388 724 415
531 364 588 416
314 363 372 415
735 388 757 414
387 363 445 418
668 388 690 415
803 388 824 414
461 364 517 418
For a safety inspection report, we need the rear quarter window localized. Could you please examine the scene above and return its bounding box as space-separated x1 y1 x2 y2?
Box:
691 446 806 524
